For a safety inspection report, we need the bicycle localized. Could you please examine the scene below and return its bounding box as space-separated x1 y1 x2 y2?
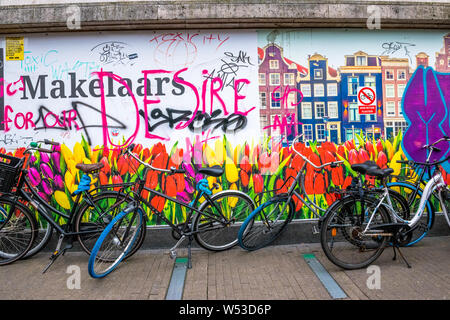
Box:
237 134 344 251
88 144 256 278
0 140 145 272
320 136 450 270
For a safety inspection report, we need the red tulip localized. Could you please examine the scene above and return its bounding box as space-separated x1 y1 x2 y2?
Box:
275 178 288 194
100 157 111 175
258 152 271 174
133 143 143 155
366 141 375 157
99 171 108 185
240 170 249 187
165 175 178 198
377 151 388 169
337 145 346 159
290 154 304 171
117 155 129 176
240 156 251 173
292 193 303 211
344 140 355 151
307 153 321 172
348 149 359 165
152 152 168 169
342 175 353 189
253 174 264 193
331 166 344 186
359 149 370 163
142 148 151 161
151 195 166 212
376 140 383 153
112 175 123 191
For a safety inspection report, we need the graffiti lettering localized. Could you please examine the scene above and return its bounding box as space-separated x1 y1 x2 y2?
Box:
263 113 301 137
91 41 138 66
224 50 254 66
0 77 24 97
0 133 36 147
381 41 416 62
271 85 303 109
139 107 247 138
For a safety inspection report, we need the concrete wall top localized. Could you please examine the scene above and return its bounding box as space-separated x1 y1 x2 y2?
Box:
0 0 449 34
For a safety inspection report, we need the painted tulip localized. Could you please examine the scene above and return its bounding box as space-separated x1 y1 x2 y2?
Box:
225 157 239 183
133 143 143 155
142 148 151 161
100 157 111 174
348 149 359 165
342 175 353 189
52 144 61 153
41 179 53 195
240 156 251 173
40 152 50 163
152 152 168 169
99 171 108 185
37 191 49 202
376 140 383 153
151 195 166 212
112 175 123 191
29 154 37 164
337 145 346 159
253 174 264 194
182 163 196 179
214 139 225 165
55 190 71 210
228 183 239 207
304 170 315 194
205 145 217 166
165 175 178 198
117 156 129 176
275 178 288 194
258 151 271 174
40 163 54 180
359 149 370 163
240 170 249 187
344 140 355 151
366 141 375 157
174 173 185 193
65 171 75 193
290 154 304 171
176 191 191 204
28 167 41 186
54 174 64 190
51 152 61 173
307 153 321 172
331 166 344 187
73 143 85 164
377 151 388 169
185 179 195 194
14 147 25 158
269 152 279 174
292 194 303 211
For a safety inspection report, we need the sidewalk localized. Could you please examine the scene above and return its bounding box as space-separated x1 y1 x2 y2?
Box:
0 236 448 300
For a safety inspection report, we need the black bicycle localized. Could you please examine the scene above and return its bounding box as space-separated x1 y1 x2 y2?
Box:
88 144 256 278
0 140 145 272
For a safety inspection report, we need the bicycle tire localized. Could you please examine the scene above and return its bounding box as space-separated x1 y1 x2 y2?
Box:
320 195 391 270
238 195 295 251
0 197 37 266
88 207 144 278
21 217 53 259
74 191 146 260
192 190 255 251
388 182 434 245
438 187 450 229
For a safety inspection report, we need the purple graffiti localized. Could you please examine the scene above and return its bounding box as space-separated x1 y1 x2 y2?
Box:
402 66 450 171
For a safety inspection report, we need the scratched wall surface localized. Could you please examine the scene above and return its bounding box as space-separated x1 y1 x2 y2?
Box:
0 29 449 225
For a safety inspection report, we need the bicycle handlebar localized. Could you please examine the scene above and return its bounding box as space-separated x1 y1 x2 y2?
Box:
291 134 344 170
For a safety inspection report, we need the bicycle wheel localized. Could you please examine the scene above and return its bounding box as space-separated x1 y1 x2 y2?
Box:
438 187 450 229
192 190 255 251
0 197 37 266
88 207 144 278
238 195 295 251
320 195 391 270
388 182 434 245
22 215 53 259
74 191 146 260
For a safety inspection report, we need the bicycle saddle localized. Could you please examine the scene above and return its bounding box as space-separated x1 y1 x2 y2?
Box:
351 161 379 175
198 165 224 177
76 162 104 173
365 167 394 179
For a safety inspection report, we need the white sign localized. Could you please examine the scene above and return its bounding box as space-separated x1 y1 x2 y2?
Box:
357 86 377 115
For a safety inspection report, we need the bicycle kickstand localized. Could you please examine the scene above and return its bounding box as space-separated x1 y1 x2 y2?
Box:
392 245 412 269
42 234 65 274
187 236 193 269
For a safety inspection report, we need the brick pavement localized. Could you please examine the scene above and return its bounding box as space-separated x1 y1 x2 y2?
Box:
0 236 448 300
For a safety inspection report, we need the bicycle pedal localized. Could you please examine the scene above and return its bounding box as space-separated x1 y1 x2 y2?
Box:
169 250 177 260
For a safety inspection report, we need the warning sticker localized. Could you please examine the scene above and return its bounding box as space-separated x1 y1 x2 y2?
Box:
6 37 24 61
357 86 376 114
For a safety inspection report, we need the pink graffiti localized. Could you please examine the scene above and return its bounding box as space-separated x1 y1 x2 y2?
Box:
0 77 24 97
271 85 303 109
263 113 302 137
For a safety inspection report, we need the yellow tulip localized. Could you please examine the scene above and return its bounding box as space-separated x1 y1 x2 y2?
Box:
91 146 100 163
73 143 85 164
82 157 92 164
215 139 225 165
385 140 394 159
205 145 217 166
67 159 77 175
60 144 74 164
228 183 238 208
225 157 239 183
65 171 75 193
55 191 71 210
207 176 217 189
390 150 403 176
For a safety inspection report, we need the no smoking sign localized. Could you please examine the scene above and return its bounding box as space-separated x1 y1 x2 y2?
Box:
357 86 376 115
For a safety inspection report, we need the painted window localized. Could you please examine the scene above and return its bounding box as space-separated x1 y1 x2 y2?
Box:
315 102 326 119
287 91 296 109
386 70 394 80
314 69 323 80
386 84 395 98
300 84 311 97
258 73 266 86
328 101 338 118
349 103 360 122
327 83 337 96
397 84 406 98
366 113 377 122
398 101 403 115
269 73 280 86
394 121 408 136
348 77 358 95
386 101 395 116
364 76 376 87
284 73 295 86
314 83 324 97
260 92 267 109
316 124 326 141
356 56 367 66
301 102 312 119
269 60 279 69
260 115 268 128
271 92 281 108
303 124 313 141
398 70 406 80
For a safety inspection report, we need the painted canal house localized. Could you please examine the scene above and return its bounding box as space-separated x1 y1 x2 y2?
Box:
258 44 308 143
435 33 450 73
339 51 384 141
297 53 342 144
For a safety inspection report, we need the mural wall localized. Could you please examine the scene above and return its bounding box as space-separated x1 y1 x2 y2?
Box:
1 29 449 225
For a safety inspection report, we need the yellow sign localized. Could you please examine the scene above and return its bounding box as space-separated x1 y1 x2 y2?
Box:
6 37 24 61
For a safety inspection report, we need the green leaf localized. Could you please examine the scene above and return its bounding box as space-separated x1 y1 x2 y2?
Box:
336 153 357 177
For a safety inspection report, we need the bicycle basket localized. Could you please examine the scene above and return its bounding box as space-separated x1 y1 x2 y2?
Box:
0 153 23 193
